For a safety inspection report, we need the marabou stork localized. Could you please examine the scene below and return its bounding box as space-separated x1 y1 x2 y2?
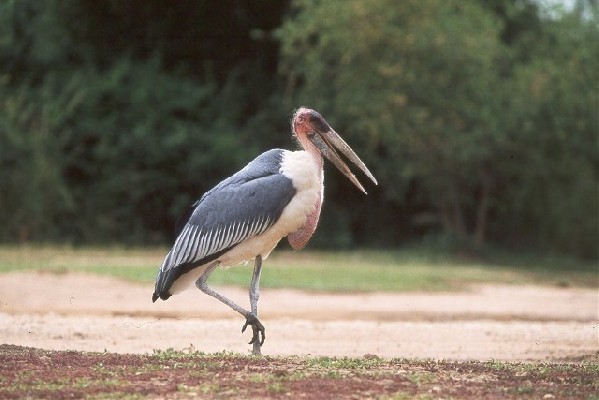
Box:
152 107 377 354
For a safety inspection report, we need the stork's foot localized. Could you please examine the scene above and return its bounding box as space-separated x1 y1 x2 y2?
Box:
242 314 265 346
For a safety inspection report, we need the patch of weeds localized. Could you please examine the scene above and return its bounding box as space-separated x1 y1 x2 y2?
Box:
151 346 213 359
85 393 146 400
384 393 412 400
72 377 120 389
305 355 384 370
210 349 239 358
321 369 342 379
151 347 189 360
176 383 195 394
73 377 93 388
579 362 599 375
17 377 72 392
175 382 226 397
484 359 512 371
267 381 289 394
151 348 232 372
248 373 268 383
385 393 435 400
516 362 561 373
508 385 535 395
405 371 436 385
247 368 304 391
198 382 221 395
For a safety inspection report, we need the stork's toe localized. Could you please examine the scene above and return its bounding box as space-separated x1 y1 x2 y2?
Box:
242 314 265 345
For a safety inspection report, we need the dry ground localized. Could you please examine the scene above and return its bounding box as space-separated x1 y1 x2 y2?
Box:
1 271 598 399
0 271 597 361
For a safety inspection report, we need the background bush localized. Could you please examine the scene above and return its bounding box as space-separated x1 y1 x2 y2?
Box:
0 0 597 259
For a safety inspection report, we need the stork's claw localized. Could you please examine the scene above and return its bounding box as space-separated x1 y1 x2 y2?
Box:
242 314 265 345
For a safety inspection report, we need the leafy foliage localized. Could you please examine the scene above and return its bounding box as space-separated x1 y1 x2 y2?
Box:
0 0 596 258
277 0 598 257
279 0 507 244
494 10 599 258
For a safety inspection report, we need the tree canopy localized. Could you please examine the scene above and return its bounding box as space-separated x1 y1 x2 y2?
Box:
0 0 597 259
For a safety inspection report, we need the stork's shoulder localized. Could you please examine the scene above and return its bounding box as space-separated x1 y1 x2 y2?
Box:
192 149 287 206
239 148 287 178
223 149 318 184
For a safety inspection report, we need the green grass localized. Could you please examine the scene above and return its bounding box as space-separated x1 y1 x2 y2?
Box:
0 245 596 292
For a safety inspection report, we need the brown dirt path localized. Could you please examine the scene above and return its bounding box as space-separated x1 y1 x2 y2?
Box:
1 271 597 360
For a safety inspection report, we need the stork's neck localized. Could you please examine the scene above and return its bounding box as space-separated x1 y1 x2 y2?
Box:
281 148 325 251
308 147 324 171
296 135 324 171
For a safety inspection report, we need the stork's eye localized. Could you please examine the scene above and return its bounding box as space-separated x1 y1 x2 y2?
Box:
309 115 329 133
308 113 320 123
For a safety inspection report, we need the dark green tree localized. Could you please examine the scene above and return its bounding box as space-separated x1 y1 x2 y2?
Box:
0 0 596 259
494 7 599 258
278 0 508 246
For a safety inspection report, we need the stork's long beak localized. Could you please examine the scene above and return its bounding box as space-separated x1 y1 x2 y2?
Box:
309 127 378 194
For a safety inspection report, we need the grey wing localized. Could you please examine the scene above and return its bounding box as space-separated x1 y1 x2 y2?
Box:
153 162 295 301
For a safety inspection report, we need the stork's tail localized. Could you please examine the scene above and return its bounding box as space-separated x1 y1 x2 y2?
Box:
152 253 175 302
152 270 173 302
152 291 171 302
152 281 172 302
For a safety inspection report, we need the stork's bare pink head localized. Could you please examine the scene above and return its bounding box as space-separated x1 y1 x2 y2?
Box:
292 107 377 194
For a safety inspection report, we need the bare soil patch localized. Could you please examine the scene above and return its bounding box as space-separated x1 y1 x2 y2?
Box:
1 271 597 399
0 271 597 361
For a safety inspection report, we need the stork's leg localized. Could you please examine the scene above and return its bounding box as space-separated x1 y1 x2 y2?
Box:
195 260 265 351
246 255 263 355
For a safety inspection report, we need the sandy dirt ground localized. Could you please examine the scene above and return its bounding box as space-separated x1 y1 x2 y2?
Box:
0 271 597 361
